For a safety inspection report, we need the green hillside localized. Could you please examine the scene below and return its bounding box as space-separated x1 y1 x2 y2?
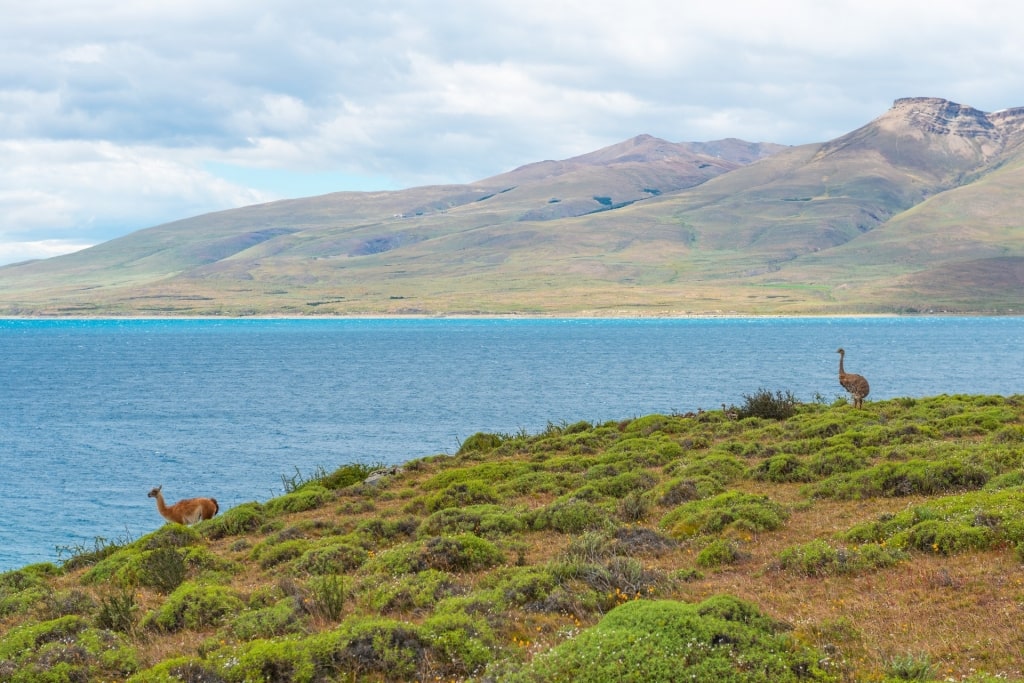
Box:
3 392 1024 681
0 97 1022 316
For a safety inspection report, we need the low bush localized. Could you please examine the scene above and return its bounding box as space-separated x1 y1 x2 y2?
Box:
841 488 1024 555
140 547 187 593
142 581 245 632
421 608 496 678
457 432 504 454
500 597 835 682
0 615 139 682
808 459 992 499
420 504 525 538
364 534 504 576
95 588 138 634
264 485 332 516
320 462 384 490
696 539 742 568
776 539 908 576
227 599 305 640
292 541 368 575
202 502 267 539
0 564 55 617
660 491 788 538
252 539 308 569
318 616 430 681
423 481 500 512
750 454 815 483
736 388 799 420
532 498 610 534
483 567 558 609
306 574 347 622
127 656 227 683
421 534 506 572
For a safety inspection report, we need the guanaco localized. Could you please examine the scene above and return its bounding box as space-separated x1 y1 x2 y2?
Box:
147 485 219 525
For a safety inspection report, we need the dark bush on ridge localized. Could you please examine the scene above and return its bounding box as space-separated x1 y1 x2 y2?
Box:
736 388 799 420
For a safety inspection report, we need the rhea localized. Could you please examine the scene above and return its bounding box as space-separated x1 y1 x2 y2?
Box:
836 347 870 409
147 485 219 525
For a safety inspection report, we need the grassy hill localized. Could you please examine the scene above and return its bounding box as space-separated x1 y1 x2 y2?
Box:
2 392 1024 681
0 97 1022 315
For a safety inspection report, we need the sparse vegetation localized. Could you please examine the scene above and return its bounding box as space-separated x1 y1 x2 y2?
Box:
3 394 1024 681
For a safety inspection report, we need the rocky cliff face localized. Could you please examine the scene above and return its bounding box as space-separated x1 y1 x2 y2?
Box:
887 97 1024 156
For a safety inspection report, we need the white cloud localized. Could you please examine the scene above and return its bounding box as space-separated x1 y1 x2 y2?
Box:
1 0 1024 265
0 239 94 264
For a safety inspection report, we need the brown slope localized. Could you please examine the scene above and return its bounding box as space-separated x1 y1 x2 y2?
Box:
0 136 780 313
1 98 1022 315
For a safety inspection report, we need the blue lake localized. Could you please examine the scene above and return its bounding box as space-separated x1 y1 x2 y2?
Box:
1 316 1022 571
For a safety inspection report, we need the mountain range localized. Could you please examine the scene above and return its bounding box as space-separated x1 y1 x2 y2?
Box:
1 96 1022 316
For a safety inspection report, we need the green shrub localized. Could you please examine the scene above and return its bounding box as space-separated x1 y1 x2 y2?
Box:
660 491 788 538
534 499 610 533
0 616 139 682
252 539 309 569
672 452 747 485
305 575 347 622
361 569 458 613
483 567 558 609
750 454 815 483
884 652 937 681
736 388 799 420
210 637 316 683
696 539 742 568
352 516 420 545
777 539 907 576
895 519 993 555
127 656 227 683
95 589 138 634
806 447 868 477
140 547 187 593
264 485 332 515
292 541 368 575
421 609 496 677
841 489 1024 556
365 533 504 576
143 581 245 632
657 477 718 506
315 616 428 681
421 534 506 572
321 462 383 489
0 564 55 617
808 459 992 499
420 504 525 538
202 502 267 539
424 481 500 512
137 525 202 550
500 597 835 682
228 599 305 640
617 491 651 522
458 432 504 454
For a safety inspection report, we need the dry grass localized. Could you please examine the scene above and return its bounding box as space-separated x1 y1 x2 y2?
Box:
5 397 1024 681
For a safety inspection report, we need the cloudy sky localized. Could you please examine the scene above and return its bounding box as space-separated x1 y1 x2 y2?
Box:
2 0 1022 265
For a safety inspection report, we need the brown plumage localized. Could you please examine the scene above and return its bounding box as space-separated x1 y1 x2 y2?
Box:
836 348 870 408
147 485 219 525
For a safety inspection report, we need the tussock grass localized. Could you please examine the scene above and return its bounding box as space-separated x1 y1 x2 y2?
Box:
2 394 1024 681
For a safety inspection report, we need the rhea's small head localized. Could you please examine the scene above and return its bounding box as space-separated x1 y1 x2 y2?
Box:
837 348 845 354
148 485 162 498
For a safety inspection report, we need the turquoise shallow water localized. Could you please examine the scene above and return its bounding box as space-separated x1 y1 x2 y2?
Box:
1 316 1022 570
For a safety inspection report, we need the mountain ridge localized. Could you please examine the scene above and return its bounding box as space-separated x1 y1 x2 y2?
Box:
0 97 1022 316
